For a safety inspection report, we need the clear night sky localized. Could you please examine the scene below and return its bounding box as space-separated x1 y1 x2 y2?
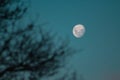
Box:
30 0 120 80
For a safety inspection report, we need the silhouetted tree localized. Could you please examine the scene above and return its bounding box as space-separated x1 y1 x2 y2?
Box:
0 0 73 80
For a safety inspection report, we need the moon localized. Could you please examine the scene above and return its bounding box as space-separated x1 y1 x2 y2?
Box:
72 24 85 38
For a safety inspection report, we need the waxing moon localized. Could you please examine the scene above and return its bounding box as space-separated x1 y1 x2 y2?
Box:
73 24 85 38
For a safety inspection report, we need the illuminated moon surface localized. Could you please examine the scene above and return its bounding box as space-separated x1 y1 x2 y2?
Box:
73 24 85 38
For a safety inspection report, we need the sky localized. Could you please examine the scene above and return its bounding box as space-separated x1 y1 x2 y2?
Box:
30 0 120 80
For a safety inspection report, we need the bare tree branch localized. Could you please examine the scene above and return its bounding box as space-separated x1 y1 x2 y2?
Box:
0 0 74 80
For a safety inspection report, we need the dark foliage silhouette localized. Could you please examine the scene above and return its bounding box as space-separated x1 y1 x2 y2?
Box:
0 0 73 80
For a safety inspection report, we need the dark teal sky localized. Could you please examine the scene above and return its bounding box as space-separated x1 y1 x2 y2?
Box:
30 0 120 80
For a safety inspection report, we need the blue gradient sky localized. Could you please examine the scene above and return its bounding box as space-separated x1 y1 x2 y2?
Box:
30 0 120 80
